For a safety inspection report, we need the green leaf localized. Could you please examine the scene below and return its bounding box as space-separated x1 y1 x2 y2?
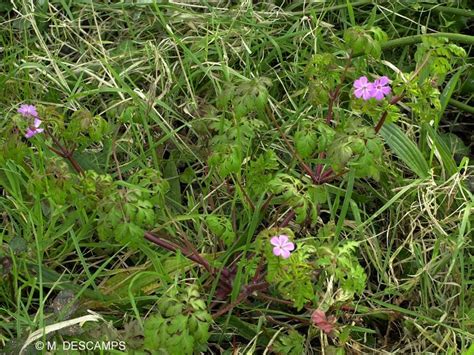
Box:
274 329 306 355
205 215 236 247
294 130 318 158
115 223 144 247
226 316 270 346
308 185 328 205
423 123 458 178
437 68 463 128
380 124 429 178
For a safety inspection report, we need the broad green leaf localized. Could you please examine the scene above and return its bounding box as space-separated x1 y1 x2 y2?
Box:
380 124 429 178
423 123 458 178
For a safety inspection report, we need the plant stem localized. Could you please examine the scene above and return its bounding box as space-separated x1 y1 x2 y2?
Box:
427 5 474 17
374 94 403 134
44 127 83 174
144 231 233 290
314 53 353 181
449 98 474 114
280 210 296 228
325 52 353 125
66 154 84 175
212 281 269 319
382 33 474 51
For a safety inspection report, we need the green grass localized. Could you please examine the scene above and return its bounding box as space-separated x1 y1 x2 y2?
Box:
1 1 473 354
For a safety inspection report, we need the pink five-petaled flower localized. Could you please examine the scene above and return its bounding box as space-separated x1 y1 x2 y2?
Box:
18 104 39 118
353 76 374 101
270 235 295 259
25 118 44 138
371 76 391 100
311 309 336 335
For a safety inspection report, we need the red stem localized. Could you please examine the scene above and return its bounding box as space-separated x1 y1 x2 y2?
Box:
374 94 404 133
212 281 269 319
316 53 353 176
280 210 296 228
144 231 233 290
44 128 83 174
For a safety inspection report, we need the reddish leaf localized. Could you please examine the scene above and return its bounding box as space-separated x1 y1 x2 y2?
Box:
311 309 336 334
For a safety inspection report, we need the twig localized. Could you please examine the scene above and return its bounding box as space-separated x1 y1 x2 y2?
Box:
256 292 293 306
319 170 347 184
180 235 214 275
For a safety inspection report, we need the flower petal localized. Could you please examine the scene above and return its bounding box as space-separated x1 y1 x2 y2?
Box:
283 241 295 251
24 129 36 138
312 309 335 334
354 88 364 98
312 309 327 324
273 246 283 256
277 235 289 244
376 76 390 86
362 89 373 100
280 249 291 259
354 76 368 88
373 90 385 100
18 104 38 118
381 86 391 95
270 236 281 247
319 323 334 334
34 118 42 128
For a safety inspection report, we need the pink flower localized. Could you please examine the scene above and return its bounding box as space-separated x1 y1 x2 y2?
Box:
312 309 336 334
353 76 374 100
270 235 295 259
25 118 44 138
18 104 38 118
371 76 391 100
